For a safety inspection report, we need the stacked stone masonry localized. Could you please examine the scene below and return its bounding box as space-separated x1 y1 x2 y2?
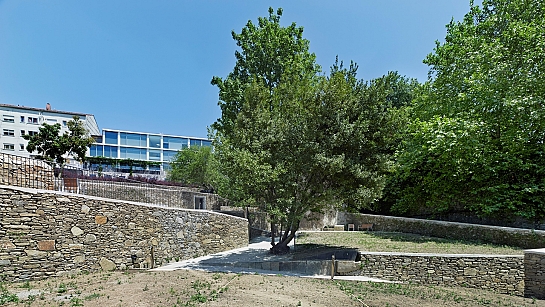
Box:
0 154 53 190
524 249 545 299
355 252 524 296
0 185 248 282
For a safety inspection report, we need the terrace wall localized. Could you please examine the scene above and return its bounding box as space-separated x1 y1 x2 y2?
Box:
0 185 248 282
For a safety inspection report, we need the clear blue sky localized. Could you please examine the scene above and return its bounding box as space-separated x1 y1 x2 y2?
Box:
0 1 476 138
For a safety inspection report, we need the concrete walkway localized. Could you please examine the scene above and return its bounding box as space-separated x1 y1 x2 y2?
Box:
152 237 392 283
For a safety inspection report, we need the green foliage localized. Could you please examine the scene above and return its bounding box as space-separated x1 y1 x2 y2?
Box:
23 115 95 173
390 0 545 222
212 7 402 253
167 145 222 191
0 283 19 304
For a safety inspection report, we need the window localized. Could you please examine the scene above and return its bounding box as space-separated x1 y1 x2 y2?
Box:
2 115 14 123
149 149 161 161
149 135 161 148
120 147 146 160
162 150 178 162
194 196 206 210
201 140 212 147
20 130 25 136
120 132 147 147
62 120 67 127
20 116 25 123
163 137 187 150
104 131 118 145
28 131 38 136
190 139 201 147
46 119 57 124
3 144 14 151
3 129 14 136
27 117 38 124
103 146 118 158
19 144 24 151
89 145 103 157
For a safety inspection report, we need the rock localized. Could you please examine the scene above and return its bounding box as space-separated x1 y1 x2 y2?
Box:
71 226 84 236
95 215 107 224
99 257 116 271
37 240 55 251
81 205 90 214
25 250 47 257
73 255 85 263
84 234 96 243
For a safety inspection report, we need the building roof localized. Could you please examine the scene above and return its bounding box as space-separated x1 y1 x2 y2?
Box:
0 103 92 117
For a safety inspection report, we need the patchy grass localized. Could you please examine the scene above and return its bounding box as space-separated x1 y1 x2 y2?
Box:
295 231 523 255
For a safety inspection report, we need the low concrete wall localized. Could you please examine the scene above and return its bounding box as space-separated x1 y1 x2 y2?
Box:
346 213 545 249
524 248 545 298
0 185 248 282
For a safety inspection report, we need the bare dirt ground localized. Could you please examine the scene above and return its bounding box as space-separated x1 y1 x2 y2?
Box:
3 269 544 307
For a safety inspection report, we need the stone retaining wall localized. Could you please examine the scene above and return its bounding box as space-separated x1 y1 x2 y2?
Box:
0 154 53 190
79 180 224 210
524 249 545 298
346 213 545 249
355 252 524 295
0 185 248 282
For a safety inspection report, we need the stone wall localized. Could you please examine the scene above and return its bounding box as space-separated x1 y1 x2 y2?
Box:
0 153 53 190
345 213 545 249
524 249 545 298
0 185 248 282
354 252 524 295
79 180 224 210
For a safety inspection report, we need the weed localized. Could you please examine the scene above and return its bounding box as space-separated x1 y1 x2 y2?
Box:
84 293 101 300
19 280 32 289
0 283 19 304
57 283 67 293
70 297 84 306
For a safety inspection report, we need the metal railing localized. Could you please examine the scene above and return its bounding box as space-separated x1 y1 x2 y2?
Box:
0 152 54 190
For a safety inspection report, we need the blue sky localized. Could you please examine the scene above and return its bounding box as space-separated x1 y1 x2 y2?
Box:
0 1 476 138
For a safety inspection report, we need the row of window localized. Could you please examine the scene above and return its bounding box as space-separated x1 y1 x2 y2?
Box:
3 143 25 151
89 145 181 161
2 114 67 126
101 131 211 149
2 129 38 137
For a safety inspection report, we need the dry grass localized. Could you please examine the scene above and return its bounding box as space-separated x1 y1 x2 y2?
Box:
295 231 523 255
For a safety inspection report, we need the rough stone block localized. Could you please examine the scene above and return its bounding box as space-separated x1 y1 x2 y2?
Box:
37 240 55 251
95 215 107 224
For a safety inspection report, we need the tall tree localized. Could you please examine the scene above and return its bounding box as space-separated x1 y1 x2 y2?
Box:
212 7 401 254
391 0 545 222
23 116 95 177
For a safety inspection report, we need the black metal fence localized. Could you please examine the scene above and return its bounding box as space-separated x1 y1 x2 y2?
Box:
56 165 205 208
0 152 54 190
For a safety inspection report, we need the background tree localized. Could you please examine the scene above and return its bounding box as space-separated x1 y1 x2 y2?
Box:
389 0 545 223
212 7 402 254
23 116 95 177
167 145 223 192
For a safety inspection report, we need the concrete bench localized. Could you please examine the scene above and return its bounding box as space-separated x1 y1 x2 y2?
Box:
358 224 374 231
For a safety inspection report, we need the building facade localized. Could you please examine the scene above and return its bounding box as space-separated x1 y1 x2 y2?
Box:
0 103 99 161
88 128 211 177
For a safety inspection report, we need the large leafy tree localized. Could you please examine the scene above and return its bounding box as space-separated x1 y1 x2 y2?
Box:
23 116 95 177
212 8 401 254
391 0 545 222
167 145 223 192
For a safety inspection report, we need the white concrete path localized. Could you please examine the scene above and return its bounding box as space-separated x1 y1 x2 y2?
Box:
152 237 392 283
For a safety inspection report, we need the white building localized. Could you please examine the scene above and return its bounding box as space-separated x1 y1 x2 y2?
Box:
87 128 211 177
0 103 99 160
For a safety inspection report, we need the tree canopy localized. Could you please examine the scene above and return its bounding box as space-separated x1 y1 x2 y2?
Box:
389 0 545 222
167 145 222 192
212 8 404 253
23 116 95 175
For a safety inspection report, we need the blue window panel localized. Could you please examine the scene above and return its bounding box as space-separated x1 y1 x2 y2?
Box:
201 140 212 147
103 146 118 158
104 131 118 145
120 147 146 160
149 135 161 148
89 145 103 157
149 149 161 161
190 139 201 147
163 150 178 162
120 133 147 147
163 137 187 150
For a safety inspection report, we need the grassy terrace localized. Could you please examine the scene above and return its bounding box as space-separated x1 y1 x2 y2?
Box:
295 231 524 255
